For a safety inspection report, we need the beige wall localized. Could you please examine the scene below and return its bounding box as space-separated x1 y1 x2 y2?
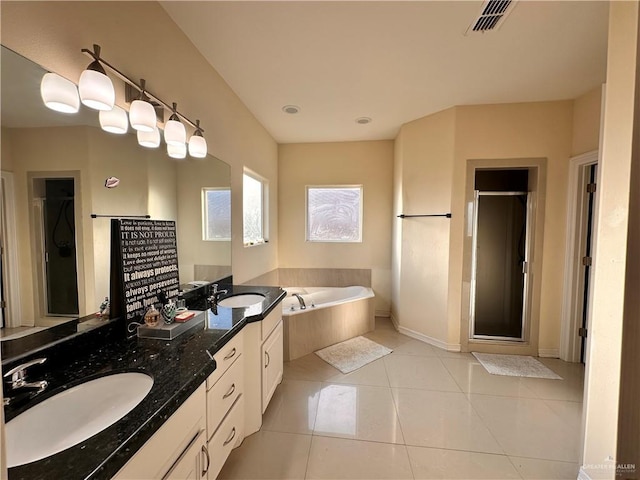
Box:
3 126 93 323
1 127 14 171
451 102 573 354
572 86 603 157
177 157 231 284
582 1 638 476
393 108 456 347
392 101 574 353
278 141 393 313
0 1 279 286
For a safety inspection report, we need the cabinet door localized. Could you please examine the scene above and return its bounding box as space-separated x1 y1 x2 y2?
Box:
261 320 283 413
163 429 207 480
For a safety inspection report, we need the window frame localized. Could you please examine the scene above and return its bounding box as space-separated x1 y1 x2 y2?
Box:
201 187 232 242
305 184 364 243
243 168 269 247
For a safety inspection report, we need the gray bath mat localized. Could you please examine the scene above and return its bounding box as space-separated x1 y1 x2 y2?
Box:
315 336 392 374
472 352 562 380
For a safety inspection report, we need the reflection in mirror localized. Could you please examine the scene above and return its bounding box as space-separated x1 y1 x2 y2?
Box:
0 45 231 349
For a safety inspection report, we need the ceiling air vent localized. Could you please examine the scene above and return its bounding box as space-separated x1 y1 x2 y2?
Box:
465 0 516 35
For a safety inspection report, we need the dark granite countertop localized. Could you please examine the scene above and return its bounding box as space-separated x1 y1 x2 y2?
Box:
4 284 286 480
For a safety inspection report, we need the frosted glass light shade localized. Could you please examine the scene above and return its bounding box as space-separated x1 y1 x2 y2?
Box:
40 73 80 113
99 106 128 134
78 69 115 111
188 135 207 158
137 126 160 148
164 119 186 146
129 100 156 132
167 142 187 159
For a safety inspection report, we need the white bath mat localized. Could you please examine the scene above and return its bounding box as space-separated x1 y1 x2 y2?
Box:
472 352 562 380
315 336 392 374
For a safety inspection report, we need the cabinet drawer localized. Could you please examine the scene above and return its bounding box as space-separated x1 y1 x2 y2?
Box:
113 384 206 480
208 397 245 480
162 429 205 480
261 308 282 341
207 332 243 390
207 355 244 439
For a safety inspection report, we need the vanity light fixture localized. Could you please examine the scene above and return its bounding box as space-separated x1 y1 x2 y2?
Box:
167 142 187 159
40 72 80 114
137 125 161 148
188 120 207 158
78 45 115 111
99 106 128 134
129 79 156 133
164 103 186 146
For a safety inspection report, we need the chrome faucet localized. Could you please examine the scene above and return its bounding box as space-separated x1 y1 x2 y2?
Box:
207 283 228 310
3 357 49 405
292 293 306 310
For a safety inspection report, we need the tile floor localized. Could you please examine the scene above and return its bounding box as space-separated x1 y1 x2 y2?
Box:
219 317 584 480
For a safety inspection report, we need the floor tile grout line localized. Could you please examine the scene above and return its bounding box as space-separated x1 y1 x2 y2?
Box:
302 431 315 480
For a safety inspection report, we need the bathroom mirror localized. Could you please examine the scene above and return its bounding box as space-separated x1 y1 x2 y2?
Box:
0 45 231 347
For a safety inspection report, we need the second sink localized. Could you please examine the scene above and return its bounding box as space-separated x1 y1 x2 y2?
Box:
5 371 154 468
217 293 265 309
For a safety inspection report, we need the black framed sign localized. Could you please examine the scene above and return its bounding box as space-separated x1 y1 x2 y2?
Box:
110 219 180 334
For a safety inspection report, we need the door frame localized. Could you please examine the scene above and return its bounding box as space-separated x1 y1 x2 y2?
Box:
0 171 22 328
560 150 599 363
460 158 547 356
27 171 86 320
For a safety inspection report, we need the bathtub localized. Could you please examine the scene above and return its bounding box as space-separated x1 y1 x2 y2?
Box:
281 286 375 361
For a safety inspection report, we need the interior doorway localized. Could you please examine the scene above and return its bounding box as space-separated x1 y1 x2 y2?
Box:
470 169 531 341
560 150 599 363
32 177 79 317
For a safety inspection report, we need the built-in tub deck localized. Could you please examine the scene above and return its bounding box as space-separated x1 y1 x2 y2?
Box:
282 286 375 361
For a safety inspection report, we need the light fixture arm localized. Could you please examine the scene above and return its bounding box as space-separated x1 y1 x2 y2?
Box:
81 45 203 132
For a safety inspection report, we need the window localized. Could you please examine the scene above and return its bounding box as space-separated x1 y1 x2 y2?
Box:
202 188 231 241
306 186 363 242
243 170 268 245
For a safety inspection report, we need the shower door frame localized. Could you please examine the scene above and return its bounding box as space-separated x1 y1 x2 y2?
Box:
469 190 533 342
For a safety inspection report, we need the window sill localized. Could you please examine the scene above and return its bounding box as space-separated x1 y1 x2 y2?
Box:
243 240 269 248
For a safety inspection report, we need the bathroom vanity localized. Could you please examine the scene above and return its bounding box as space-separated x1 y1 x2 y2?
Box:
2 284 286 480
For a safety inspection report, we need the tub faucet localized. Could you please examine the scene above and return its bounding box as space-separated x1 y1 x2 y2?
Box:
292 293 306 310
3 357 49 405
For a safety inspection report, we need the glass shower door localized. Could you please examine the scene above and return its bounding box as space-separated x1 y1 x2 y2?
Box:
470 191 530 340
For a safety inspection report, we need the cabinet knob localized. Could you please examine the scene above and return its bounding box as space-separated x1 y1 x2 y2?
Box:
264 351 270 368
223 347 237 361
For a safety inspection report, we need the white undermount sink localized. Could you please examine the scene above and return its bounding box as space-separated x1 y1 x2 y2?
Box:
217 293 265 309
5 371 153 468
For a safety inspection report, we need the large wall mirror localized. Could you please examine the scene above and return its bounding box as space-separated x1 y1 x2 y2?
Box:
0 46 231 344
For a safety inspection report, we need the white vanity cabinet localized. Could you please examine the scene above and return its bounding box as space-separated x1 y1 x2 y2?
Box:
112 302 285 480
112 384 208 480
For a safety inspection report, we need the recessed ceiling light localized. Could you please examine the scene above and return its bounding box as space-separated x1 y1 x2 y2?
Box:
282 105 300 114
356 117 372 124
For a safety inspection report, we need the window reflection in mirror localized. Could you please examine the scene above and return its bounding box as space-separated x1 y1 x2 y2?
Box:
0 45 231 350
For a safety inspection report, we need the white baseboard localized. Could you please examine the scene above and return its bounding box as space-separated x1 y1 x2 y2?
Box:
375 310 391 318
538 348 560 358
578 466 592 480
395 323 461 352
